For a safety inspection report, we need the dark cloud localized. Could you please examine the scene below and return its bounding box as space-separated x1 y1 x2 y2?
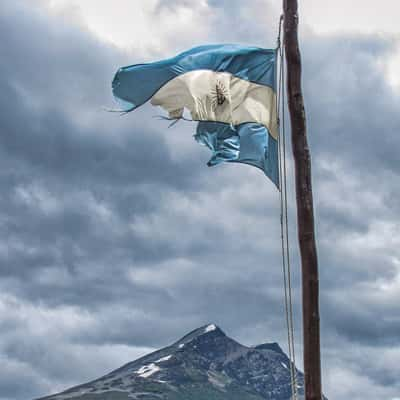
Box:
0 1 400 400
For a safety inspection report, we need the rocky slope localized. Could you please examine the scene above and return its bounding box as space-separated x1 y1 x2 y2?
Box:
37 324 305 400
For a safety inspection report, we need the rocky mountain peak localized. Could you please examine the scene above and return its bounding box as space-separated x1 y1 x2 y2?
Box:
171 324 245 365
37 325 311 400
173 324 226 345
254 342 285 354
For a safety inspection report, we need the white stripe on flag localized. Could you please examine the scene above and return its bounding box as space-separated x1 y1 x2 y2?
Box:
150 70 278 139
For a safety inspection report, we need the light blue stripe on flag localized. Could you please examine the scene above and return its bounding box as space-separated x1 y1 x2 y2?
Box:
112 44 276 111
195 122 279 187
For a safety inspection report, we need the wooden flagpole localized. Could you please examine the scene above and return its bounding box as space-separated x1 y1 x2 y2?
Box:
282 1 322 399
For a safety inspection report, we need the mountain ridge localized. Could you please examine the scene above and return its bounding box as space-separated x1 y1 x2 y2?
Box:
37 324 306 400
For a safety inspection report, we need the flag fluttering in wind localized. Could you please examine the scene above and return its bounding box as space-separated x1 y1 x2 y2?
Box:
112 44 279 186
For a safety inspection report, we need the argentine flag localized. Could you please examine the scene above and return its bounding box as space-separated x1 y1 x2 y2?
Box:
112 44 279 187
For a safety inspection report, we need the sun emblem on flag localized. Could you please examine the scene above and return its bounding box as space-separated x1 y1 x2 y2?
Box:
210 79 229 111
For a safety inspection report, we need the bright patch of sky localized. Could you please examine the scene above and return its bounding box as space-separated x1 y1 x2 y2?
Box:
387 47 400 89
48 0 213 55
47 0 400 90
48 0 400 39
300 0 400 90
301 0 398 35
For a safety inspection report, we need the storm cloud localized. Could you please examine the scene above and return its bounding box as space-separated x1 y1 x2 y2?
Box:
0 1 399 400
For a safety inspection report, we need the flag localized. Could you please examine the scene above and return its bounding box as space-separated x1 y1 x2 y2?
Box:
112 44 279 187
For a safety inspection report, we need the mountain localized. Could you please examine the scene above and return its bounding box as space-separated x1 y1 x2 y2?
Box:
37 324 306 400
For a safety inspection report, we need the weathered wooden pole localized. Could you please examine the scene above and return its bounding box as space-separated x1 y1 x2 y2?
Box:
282 1 322 399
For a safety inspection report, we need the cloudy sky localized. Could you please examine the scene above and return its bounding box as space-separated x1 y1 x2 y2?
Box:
1 1 399 399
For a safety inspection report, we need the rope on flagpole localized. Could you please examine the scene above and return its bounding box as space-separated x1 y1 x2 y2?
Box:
277 14 298 400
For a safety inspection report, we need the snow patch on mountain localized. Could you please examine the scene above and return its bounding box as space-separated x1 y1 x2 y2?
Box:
135 363 161 378
205 324 217 333
156 355 172 363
